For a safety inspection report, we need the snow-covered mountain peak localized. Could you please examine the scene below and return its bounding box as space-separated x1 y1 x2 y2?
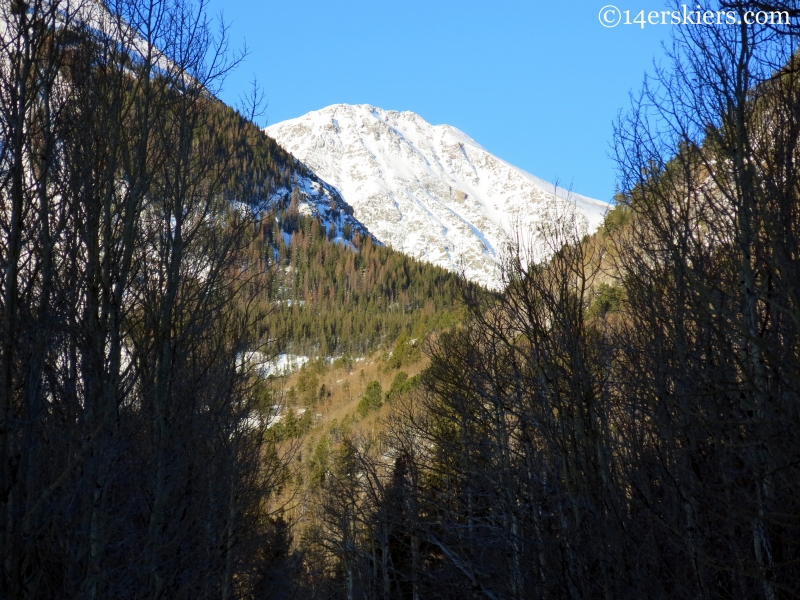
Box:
266 104 609 289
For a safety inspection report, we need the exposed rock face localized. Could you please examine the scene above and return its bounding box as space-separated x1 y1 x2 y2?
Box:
266 104 609 289
270 171 373 243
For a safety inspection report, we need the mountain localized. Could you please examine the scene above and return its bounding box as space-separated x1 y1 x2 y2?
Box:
265 104 609 289
197 103 475 366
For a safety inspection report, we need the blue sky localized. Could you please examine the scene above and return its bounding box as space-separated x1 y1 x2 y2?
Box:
205 0 674 202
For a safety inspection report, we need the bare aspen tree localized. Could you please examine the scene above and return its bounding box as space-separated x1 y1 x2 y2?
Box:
0 0 287 597
614 1 800 597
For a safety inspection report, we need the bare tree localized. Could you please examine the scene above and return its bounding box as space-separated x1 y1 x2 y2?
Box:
0 0 288 597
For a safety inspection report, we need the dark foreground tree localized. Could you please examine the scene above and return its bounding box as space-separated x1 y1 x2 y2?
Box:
0 0 290 597
612 2 800 596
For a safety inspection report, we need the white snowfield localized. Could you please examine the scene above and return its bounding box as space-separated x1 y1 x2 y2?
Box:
266 104 610 289
237 352 309 378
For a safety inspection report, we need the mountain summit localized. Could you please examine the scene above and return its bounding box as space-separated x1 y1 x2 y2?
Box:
266 104 608 288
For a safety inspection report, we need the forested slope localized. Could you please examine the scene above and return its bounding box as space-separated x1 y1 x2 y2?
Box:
266 212 471 357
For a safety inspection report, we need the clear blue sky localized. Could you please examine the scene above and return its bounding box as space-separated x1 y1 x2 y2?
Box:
205 0 674 202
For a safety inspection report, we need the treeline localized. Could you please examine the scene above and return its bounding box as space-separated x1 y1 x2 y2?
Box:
263 209 474 357
0 1 293 597
290 7 800 599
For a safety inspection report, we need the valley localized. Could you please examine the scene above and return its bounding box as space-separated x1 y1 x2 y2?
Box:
2 1 799 598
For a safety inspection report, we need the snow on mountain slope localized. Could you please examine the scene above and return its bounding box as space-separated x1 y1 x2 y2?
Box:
269 170 373 244
265 104 610 289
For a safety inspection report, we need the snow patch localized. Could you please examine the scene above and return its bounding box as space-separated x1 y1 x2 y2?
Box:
238 351 310 377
